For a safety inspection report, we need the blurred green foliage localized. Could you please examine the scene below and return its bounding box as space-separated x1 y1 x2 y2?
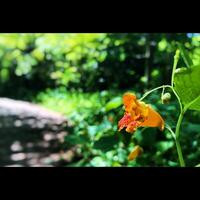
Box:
1 33 200 166
0 33 197 98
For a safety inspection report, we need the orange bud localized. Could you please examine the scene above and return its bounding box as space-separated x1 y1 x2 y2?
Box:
128 145 143 161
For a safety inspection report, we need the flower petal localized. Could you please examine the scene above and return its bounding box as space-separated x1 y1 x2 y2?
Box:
123 93 137 112
118 113 132 131
128 145 143 160
126 121 140 133
140 106 164 131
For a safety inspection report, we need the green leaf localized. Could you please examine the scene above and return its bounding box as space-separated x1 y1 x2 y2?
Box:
90 157 108 167
105 97 122 112
93 134 119 152
178 43 193 68
184 123 200 133
174 65 200 111
156 141 174 152
65 134 88 145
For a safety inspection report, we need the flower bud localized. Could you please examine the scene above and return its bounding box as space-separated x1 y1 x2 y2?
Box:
128 145 143 161
161 92 171 104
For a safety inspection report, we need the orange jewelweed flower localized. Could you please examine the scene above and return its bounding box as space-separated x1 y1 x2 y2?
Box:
118 92 164 133
128 145 143 161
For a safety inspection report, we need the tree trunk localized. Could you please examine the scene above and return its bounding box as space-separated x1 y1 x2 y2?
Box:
144 34 156 90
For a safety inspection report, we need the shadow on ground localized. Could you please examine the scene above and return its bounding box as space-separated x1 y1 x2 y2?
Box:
0 128 70 167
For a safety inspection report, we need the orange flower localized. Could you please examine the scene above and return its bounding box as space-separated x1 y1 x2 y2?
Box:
128 145 143 161
118 92 164 133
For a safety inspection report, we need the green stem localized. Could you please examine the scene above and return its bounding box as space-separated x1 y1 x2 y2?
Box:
165 124 176 140
161 86 165 98
166 123 185 167
171 49 180 86
174 110 185 167
171 87 183 113
175 111 184 139
139 85 172 101
175 139 185 167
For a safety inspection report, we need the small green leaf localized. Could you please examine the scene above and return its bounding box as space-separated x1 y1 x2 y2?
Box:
93 135 119 152
65 134 88 145
184 123 200 133
105 97 122 112
90 157 108 167
156 141 174 152
178 43 193 68
174 65 200 111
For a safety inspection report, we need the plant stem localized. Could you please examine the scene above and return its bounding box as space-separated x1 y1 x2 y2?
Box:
175 111 184 139
165 124 176 140
171 49 180 86
166 123 185 167
175 138 185 167
174 110 185 167
171 87 183 113
170 49 185 166
139 85 172 101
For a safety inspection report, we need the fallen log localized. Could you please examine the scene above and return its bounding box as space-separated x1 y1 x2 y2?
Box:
0 98 68 131
0 98 70 166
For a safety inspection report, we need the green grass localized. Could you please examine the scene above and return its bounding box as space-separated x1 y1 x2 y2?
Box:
34 87 120 116
36 92 100 115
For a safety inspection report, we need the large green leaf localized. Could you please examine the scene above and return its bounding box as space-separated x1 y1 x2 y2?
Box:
174 65 200 111
177 43 193 68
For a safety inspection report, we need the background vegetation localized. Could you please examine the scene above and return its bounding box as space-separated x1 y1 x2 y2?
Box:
1 33 200 166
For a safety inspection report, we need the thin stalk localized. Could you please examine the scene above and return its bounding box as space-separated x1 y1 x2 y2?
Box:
174 109 185 167
161 86 165 98
171 87 183 113
139 85 172 101
175 139 185 167
165 124 176 140
166 123 185 167
175 111 184 139
171 49 180 86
